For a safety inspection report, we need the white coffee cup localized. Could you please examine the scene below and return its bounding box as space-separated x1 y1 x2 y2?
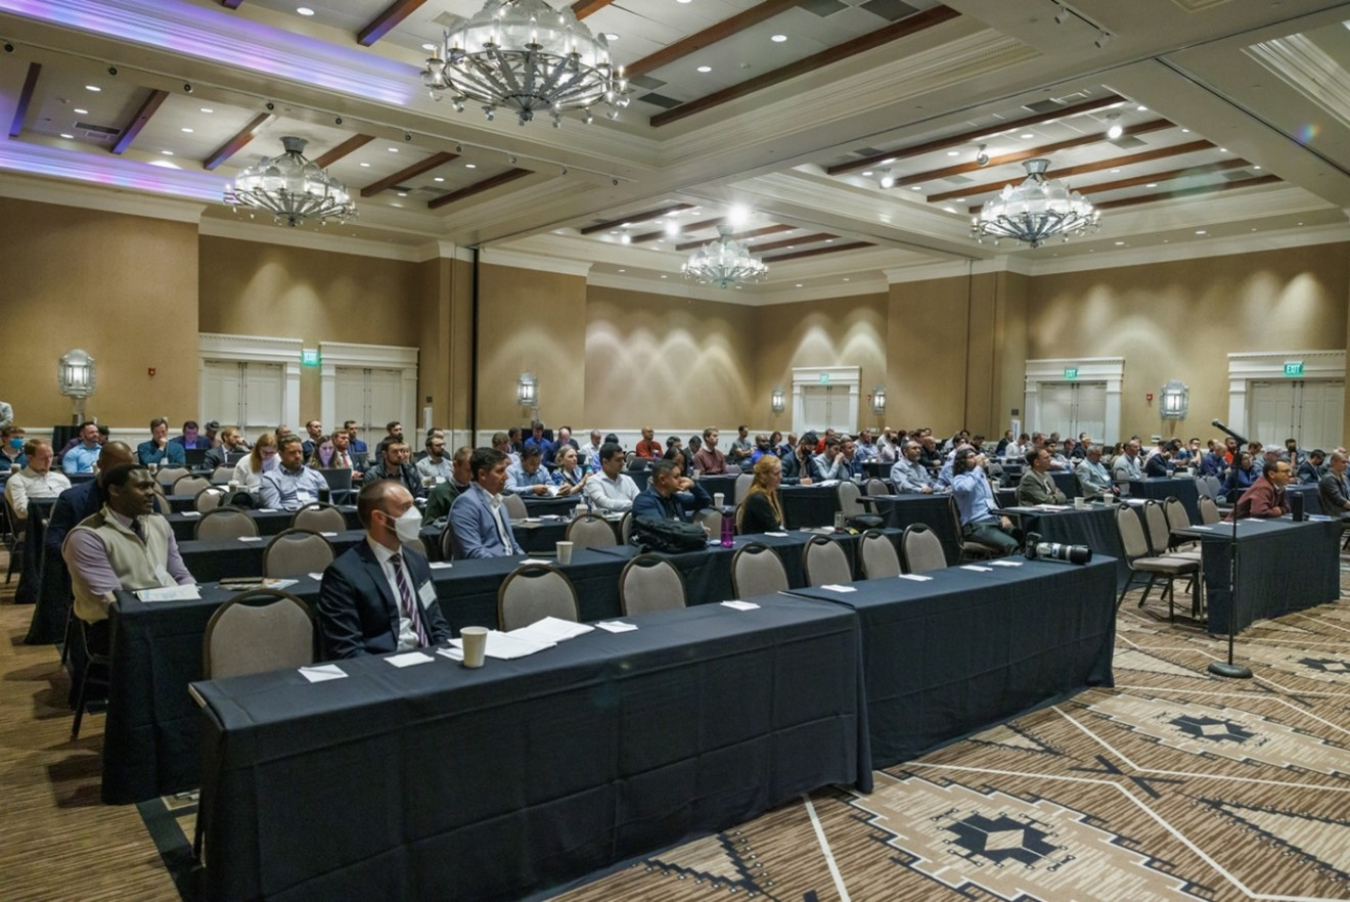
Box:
460 626 489 669
148 461 159 472
713 492 725 507
574 504 587 519
422 476 434 488
1102 492 1115 505
1073 497 1086 510
692 469 702 479
556 540 574 565
228 480 240 492
10 462 19 473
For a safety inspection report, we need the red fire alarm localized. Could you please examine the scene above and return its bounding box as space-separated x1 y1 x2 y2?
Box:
1145 392 1153 402
148 367 156 377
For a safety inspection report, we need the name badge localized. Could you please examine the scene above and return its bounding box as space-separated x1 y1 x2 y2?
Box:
418 580 437 609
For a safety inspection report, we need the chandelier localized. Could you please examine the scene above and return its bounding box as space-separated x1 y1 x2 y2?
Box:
972 158 1099 248
225 136 356 227
681 225 769 289
421 0 629 126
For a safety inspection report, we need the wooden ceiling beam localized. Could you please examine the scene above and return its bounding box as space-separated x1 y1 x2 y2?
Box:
674 224 794 252
9 62 40 139
427 168 532 210
579 203 695 235
1091 175 1281 211
929 139 1217 202
626 0 800 79
111 89 169 155
360 150 459 197
571 0 618 19
358 0 428 47
963 158 1255 212
314 134 375 169
827 94 1127 176
761 241 873 262
202 112 271 171
651 5 959 128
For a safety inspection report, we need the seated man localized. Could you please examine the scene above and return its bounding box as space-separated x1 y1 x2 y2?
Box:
45 442 140 561
634 426 662 460
5 440 71 521
416 435 453 484
330 429 359 474
364 440 424 498
169 420 212 452
890 440 934 493
318 479 449 659
583 430 605 471
1233 458 1292 519
260 435 328 511
583 442 640 513
523 422 555 465
1111 440 1143 484
448 447 524 558
0 425 26 470
555 426 580 454
63 464 195 642
204 427 251 469
343 420 369 455
813 437 848 481
137 417 187 468
300 419 325 459
780 433 820 485
693 427 728 475
854 429 878 462
729 425 754 470
493 431 521 467
1075 445 1112 500
425 446 474 522
1144 441 1176 477
506 445 552 495
1317 451 1350 515
1298 449 1326 485
632 459 712 522
951 448 1020 554
62 421 104 475
749 434 775 465
1016 448 1068 506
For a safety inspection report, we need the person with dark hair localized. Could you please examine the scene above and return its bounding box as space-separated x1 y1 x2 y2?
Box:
693 427 727 475
425 446 474 523
1222 451 1258 503
170 420 211 452
951 448 1020 554
681 435 702 475
1298 449 1326 485
137 417 186 467
261 434 328 510
343 420 368 455
318 478 449 659
45 442 141 559
890 440 933 493
1317 451 1350 515
0 424 26 470
523 422 554 463
416 434 452 483
448 447 524 558
301 419 325 459
632 459 711 522
584 442 640 512
507 445 552 495
365 440 424 498
635 426 662 460
63 463 195 633
781 433 821 485
1016 447 1067 506
729 425 754 470
1232 457 1291 519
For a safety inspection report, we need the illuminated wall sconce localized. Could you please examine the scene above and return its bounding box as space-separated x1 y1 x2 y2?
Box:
771 386 785 413
1160 380 1188 420
58 348 97 424
871 384 887 415
516 371 538 410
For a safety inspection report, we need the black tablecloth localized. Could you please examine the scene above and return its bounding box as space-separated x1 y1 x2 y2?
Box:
1177 518 1341 635
788 557 1117 767
695 473 739 501
1286 483 1322 516
13 497 56 604
780 484 840 528
863 461 891 479
1000 504 1130 590
166 506 362 542
520 494 585 517
1128 477 1200 524
1051 470 1080 498
195 595 868 902
865 494 960 564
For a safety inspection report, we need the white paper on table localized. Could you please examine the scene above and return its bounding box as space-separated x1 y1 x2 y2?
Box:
385 651 435 668
897 574 932 581
1124 498 1147 507
181 511 202 518
721 600 761 611
429 561 454 569
821 584 857 593
765 531 790 537
449 630 555 660
815 480 840 488
518 557 551 565
596 621 638 633
257 508 278 512
961 565 994 572
266 579 299 590
136 585 202 602
990 560 1023 567
509 616 594 644
298 664 347 683
237 536 263 542
1190 525 1214 531
320 531 339 537
1037 504 1071 510
436 647 465 662
308 572 325 581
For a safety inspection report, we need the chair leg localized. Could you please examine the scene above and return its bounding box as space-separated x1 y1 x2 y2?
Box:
71 667 89 740
1137 574 1158 608
1167 577 1175 622
60 607 73 666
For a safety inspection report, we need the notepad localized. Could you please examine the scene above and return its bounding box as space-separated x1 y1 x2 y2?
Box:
821 584 857 593
136 585 201 602
429 561 454 569
298 664 346 683
897 574 932 581
518 557 551 565
308 572 325 581
596 621 638 633
181 511 202 518
450 631 554 660
320 531 338 537
237 536 263 542
385 651 435 668
721 600 761 611
990 560 1023 567
765 531 789 537
509 616 593 644
436 647 464 662
961 565 994 572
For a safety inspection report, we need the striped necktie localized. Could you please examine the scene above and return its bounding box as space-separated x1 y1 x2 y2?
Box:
389 553 428 647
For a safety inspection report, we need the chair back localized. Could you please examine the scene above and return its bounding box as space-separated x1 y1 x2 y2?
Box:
730 473 752 503
1163 497 1191 536
1205 475 1224 500
730 542 787 598
1115 505 1151 560
1197 494 1221 525
864 478 889 496
859 529 902 579
195 507 259 540
440 522 459 560
211 466 235 484
262 528 335 578
174 475 211 496
497 564 579 631
900 524 947 574
291 502 346 534
619 554 687 616
156 466 189 488
194 486 228 513
1142 501 1172 555
620 511 633 544
202 589 316 680
802 535 853 587
837 481 864 518
502 492 528 520
152 483 172 517
565 514 617 548
691 508 721 538
625 451 637 465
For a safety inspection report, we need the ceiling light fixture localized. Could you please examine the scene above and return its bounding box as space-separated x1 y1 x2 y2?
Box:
975 143 989 167
681 225 768 289
1095 31 1112 48
771 34 787 42
1105 114 1123 140
879 175 895 189
225 136 357 228
421 0 630 127
972 157 1099 249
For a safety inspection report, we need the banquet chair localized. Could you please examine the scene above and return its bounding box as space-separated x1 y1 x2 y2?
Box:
802 535 853 587
70 619 110 740
502 492 528 520
948 497 999 561
730 542 787 598
837 481 865 519
194 486 227 513
691 508 721 538
565 514 617 548
859 529 902 579
3 497 22 585
900 524 947 574
1197 495 1221 525
619 554 687 616
620 511 634 544
1162 498 1202 557
291 502 346 534
498 563 579 631
195 507 259 541
211 466 235 484
156 466 189 488
734 473 754 503
1115 504 1200 620
262 529 335 579
864 478 889 495
174 475 211 497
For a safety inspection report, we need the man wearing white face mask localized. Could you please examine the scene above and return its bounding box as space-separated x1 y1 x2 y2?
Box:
317 479 449 658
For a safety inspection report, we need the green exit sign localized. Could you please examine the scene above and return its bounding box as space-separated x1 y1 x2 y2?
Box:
301 348 321 367
1284 361 1304 377
1064 367 1079 380
819 373 830 384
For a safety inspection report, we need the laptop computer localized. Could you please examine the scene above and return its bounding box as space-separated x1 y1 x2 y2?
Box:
184 448 208 467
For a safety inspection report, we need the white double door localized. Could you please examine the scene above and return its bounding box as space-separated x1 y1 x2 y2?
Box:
201 360 284 434
333 367 404 437
798 385 854 435
1247 380 1344 450
1034 381 1106 441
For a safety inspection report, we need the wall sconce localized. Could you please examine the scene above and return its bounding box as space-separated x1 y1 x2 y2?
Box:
771 386 785 413
871 384 887 415
58 348 96 424
1159 380 1188 420
516 372 537 411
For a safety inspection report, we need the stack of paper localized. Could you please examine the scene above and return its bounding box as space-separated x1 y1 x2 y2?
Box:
136 585 202 602
820 584 856 593
961 565 994 572
509 616 594 644
449 631 554 660
721 600 760 611
298 664 346 683
596 621 638 633
897 574 932 582
990 560 1023 567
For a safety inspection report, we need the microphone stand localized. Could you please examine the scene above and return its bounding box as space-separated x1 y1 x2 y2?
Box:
1208 420 1253 679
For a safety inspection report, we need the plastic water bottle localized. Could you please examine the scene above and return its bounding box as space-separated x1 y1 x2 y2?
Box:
720 513 734 548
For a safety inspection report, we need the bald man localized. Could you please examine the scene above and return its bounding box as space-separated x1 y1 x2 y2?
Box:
44 441 143 559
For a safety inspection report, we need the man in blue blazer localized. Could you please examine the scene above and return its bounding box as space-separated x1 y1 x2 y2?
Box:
448 447 524 559
318 479 451 658
632 458 712 522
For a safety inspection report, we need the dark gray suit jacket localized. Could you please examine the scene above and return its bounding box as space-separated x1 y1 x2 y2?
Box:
318 540 451 658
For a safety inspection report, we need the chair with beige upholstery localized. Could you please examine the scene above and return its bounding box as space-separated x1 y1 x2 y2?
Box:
174 475 211 497
156 466 189 489
733 473 754 504
619 554 687 616
291 502 347 534
837 481 865 519
1197 494 1221 526
565 514 617 548
194 486 228 513
691 508 722 538
730 541 787 598
195 507 259 541
502 492 528 521
620 511 633 544
1115 504 1200 620
900 524 948 574
864 478 889 496
497 563 580 631
211 465 235 484
802 535 853 587
859 529 902 579
262 529 335 578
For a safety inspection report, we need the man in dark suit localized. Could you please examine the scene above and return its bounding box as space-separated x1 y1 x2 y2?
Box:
1016 447 1068 506
448 447 524 559
318 479 451 659
632 459 712 522
1317 451 1350 515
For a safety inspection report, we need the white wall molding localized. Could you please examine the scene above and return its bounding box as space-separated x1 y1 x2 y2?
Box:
198 332 304 428
0 153 217 215
1226 349 1346 437
1024 357 1125 442
199 216 433 262
478 246 594 277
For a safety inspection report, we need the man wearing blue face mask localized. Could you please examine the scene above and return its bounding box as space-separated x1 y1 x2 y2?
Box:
1 425 26 471
317 478 448 658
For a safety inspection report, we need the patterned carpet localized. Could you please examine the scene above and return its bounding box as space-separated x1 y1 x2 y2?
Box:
141 574 1350 902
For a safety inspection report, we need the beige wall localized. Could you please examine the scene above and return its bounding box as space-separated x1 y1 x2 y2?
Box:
0 198 199 432
1027 244 1350 441
888 275 974 435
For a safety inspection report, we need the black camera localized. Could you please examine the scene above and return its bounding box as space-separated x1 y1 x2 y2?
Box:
1024 533 1092 565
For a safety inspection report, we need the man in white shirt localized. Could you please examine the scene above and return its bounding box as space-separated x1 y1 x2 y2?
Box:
1111 439 1144 484
415 435 453 483
583 430 605 471
5 440 71 520
583 442 640 513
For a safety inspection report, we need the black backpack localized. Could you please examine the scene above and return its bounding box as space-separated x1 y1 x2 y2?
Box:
631 516 709 554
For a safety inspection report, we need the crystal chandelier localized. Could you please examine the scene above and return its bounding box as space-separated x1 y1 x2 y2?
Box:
421 0 629 126
972 158 1099 248
225 136 356 227
681 225 769 289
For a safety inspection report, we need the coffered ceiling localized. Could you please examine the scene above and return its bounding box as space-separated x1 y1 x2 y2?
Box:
2 0 1348 303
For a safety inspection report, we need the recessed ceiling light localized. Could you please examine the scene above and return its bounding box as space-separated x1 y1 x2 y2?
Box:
604 33 619 40
1219 147 1228 153
1253 165 1261 170
149 159 180 170
842 277 850 282
1181 128 1189 133
1137 105 1147 111
771 34 787 43
59 133 74 139
1114 241 1125 246
617 268 626 273
910 186 922 191
1110 168 1121 173
880 157 895 165
360 162 371 167
181 127 194 133
388 147 399 152
861 170 873 176
297 7 315 15
954 197 965 202
795 283 803 288
391 202 403 208
1251 227 1257 231
946 150 959 156
200 107 213 114
1020 133 1034 139
879 176 894 188
1146 183 1157 188
85 85 101 92
660 274 669 278
1195 229 1207 235
73 108 88 115
161 149 174 155
397 192 408 197
465 163 476 168
696 65 711 73
824 239 833 243
433 176 444 182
